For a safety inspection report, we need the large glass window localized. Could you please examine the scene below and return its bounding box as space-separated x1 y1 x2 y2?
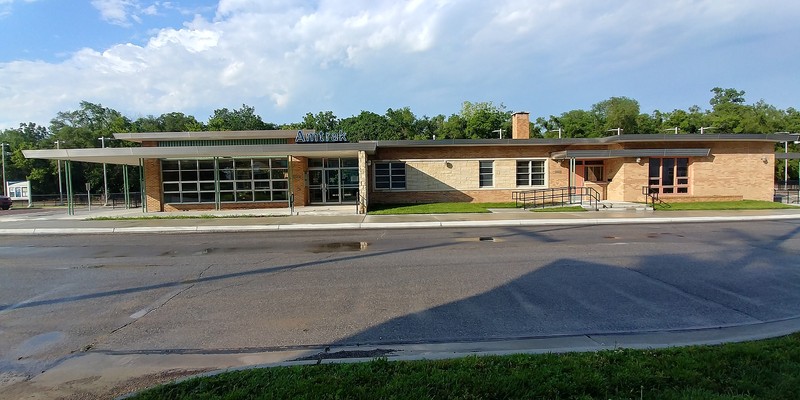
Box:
479 161 494 188
649 157 689 194
516 160 546 187
162 157 289 203
374 162 406 190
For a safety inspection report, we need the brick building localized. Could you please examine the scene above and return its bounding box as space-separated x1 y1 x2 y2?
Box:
24 113 798 212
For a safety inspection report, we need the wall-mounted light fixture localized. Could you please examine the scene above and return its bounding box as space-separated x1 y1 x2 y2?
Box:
761 156 769 164
635 157 642 164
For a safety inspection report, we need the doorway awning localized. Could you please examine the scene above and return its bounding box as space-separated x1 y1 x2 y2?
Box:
550 148 711 160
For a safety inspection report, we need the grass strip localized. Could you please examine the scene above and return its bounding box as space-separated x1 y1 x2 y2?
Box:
87 214 285 221
368 202 520 215
131 333 800 399
655 200 798 211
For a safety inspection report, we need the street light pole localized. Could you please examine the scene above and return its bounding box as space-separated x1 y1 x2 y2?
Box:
607 128 623 136
699 126 715 134
55 140 65 205
1 143 7 196
98 137 113 206
786 141 789 189
492 129 504 139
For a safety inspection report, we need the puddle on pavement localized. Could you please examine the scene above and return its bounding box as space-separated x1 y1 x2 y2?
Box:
455 237 503 242
311 242 369 253
12 332 65 358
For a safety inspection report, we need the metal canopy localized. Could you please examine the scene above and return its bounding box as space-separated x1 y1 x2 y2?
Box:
550 148 712 160
23 143 378 166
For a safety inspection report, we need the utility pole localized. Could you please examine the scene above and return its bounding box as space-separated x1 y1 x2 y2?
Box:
1 143 7 196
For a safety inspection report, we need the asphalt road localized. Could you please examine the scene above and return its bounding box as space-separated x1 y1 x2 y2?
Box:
1 220 799 381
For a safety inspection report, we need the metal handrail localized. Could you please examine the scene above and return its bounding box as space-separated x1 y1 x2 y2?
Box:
513 187 600 211
641 186 661 208
355 191 367 214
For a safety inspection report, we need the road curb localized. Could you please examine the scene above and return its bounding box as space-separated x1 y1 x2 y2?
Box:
1 213 799 235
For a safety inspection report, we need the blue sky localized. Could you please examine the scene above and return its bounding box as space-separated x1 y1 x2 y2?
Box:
1 0 799 130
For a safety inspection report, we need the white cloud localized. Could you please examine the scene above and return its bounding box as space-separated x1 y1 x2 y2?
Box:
1 0 800 129
91 0 163 26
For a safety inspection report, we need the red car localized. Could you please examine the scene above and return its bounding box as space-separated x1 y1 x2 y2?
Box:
0 195 12 210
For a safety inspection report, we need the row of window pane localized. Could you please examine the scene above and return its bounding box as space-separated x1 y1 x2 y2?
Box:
162 158 289 203
649 158 689 194
479 161 494 188
516 160 546 186
374 162 406 189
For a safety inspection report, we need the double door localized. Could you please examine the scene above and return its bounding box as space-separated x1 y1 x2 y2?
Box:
308 158 359 204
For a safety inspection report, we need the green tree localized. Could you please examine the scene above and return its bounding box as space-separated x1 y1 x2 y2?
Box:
458 101 512 139
557 109 598 138
384 107 418 140
207 104 275 131
591 96 640 135
339 111 390 141
301 111 339 133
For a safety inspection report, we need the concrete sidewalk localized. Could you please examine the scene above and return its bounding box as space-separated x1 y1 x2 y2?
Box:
1 205 800 235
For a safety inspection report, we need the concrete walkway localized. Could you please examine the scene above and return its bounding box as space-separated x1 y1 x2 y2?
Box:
1 204 800 235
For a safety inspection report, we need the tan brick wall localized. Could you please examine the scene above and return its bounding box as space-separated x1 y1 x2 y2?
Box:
369 146 556 205
164 202 287 212
290 156 308 206
688 142 774 201
143 158 163 212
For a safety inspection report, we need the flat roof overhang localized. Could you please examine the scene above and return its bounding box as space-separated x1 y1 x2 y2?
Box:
113 130 305 143
776 153 800 160
551 148 712 160
368 133 800 148
23 143 377 166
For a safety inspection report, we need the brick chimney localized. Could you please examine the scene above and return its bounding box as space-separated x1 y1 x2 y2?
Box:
512 112 530 139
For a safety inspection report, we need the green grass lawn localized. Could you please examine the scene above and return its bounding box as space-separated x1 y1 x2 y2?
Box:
655 200 798 211
131 333 800 399
368 202 520 215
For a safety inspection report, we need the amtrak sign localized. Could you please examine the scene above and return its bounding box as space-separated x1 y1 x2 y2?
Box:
295 130 348 143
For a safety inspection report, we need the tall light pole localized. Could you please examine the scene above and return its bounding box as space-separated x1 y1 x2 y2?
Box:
98 137 114 206
549 128 563 139
664 127 679 135
608 128 623 136
699 126 715 134
55 140 65 205
1 143 8 196
492 129 504 139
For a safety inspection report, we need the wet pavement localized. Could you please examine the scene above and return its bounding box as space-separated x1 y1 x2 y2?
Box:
1 204 800 234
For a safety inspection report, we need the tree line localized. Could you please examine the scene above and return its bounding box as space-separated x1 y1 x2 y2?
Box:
1 88 798 197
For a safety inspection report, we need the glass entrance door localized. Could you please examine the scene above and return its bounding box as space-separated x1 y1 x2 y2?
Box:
308 158 359 204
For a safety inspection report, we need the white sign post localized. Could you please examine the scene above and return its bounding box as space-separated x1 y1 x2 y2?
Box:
7 181 32 208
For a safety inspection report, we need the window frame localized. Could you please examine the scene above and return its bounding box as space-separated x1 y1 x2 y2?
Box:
648 157 690 195
515 159 547 187
162 157 289 204
373 161 407 190
479 160 494 188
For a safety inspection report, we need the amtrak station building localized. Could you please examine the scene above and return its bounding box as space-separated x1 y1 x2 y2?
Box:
24 113 799 213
